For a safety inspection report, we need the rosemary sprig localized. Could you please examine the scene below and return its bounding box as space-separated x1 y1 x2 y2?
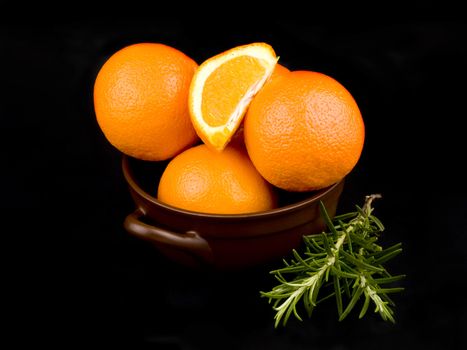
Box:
261 194 405 327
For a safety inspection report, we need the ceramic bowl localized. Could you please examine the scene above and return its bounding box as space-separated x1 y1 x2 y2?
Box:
122 155 344 270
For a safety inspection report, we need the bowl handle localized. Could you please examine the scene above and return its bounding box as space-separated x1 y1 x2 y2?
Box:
124 209 213 264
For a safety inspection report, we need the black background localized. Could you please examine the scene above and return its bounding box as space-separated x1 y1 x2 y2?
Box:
3 10 466 349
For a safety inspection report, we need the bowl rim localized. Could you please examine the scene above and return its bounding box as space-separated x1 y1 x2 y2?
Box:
122 155 342 219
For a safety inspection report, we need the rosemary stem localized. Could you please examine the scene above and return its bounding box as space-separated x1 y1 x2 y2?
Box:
359 275 395 323
273 233 347 326
262 195 403 326
328 233 347 264
360 276 381 310
308 233 347 288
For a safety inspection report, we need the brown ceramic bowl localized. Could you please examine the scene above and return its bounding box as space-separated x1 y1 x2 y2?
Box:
122 155 344 270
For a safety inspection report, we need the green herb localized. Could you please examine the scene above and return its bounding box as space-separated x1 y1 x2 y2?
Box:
261 194 405 327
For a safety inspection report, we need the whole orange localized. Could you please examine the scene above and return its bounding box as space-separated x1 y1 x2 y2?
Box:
244 70 365 191
269 64 290 82
157 144 277 214
94 43 198 160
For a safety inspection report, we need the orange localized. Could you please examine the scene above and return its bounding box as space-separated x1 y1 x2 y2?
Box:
189 43 277 151
94 43 198 161
244 70 365 191
269 64 290 82
215 64 290 145
157 144 277 214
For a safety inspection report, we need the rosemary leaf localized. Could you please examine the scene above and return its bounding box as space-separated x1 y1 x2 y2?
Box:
369 215 385 231
376 287 405 294
373 248 403 265
359 293 371 319
307 237 326 253
339 286 364 321
319 201 339 239
373 275 407 284
321 232 332 255
340 250 385 273
333 273 343 316
371 243 402 258
333 212 358 221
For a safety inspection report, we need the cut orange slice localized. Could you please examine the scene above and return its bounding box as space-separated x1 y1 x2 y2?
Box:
189 43 277 151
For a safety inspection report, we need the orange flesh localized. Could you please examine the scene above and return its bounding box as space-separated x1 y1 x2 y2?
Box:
201 56 266 127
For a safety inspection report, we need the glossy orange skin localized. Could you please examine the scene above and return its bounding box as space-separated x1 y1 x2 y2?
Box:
244 70 365 191
269 64 290 82
157 144 277 214
94 43 198 160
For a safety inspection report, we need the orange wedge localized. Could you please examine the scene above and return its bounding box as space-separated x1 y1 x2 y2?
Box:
189 43 277 151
